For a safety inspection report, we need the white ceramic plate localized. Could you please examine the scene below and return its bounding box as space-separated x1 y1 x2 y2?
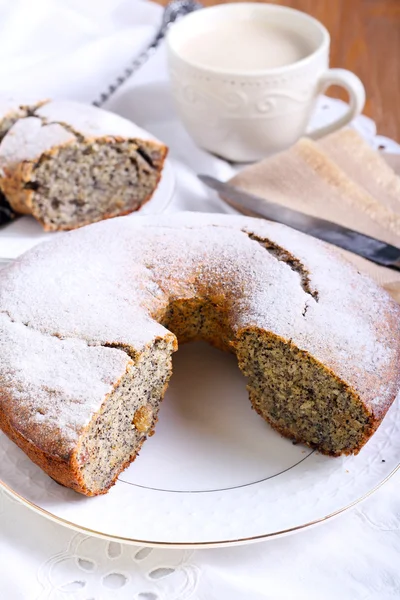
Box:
0 159 174 260
1 341 399 548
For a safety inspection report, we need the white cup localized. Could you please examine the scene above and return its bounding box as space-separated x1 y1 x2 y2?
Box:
166 3 366 162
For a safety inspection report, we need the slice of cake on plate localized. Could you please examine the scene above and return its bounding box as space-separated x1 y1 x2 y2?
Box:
0 100 167 231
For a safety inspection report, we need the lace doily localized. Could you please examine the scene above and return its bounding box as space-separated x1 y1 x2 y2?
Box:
37 534 199 600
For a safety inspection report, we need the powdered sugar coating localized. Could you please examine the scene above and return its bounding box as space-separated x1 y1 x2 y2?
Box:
36 100 156 141
0 100 159 175
0 117 74 172
0 212 399 454
0 96 47 123
0 313 132 456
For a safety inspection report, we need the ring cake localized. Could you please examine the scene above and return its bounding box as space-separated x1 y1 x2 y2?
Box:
0 213 399 495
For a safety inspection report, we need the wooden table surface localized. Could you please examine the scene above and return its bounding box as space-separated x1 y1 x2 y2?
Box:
156 0 400 142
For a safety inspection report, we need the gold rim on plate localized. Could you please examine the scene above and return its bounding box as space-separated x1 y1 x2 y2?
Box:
1 461 399 549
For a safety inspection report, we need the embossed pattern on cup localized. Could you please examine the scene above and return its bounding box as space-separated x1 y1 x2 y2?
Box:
167 4 365 162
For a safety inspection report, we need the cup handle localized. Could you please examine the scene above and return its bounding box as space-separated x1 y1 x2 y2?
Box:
307 69 366 139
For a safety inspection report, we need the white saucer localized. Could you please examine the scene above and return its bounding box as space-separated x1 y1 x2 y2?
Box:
1 342 399 548
0 158 175 260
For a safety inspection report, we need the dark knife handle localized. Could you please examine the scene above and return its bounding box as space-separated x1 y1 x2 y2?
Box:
0 193 17 226
387 258 400 271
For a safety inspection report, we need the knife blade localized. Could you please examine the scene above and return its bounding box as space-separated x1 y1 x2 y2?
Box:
198 174 400 271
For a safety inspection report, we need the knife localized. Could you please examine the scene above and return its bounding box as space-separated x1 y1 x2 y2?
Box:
198 174 400 271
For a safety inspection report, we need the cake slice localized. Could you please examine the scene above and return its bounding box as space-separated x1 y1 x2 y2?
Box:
0 100 168 231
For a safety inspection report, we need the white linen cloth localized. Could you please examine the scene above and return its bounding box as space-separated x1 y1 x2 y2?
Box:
0 1 400 598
